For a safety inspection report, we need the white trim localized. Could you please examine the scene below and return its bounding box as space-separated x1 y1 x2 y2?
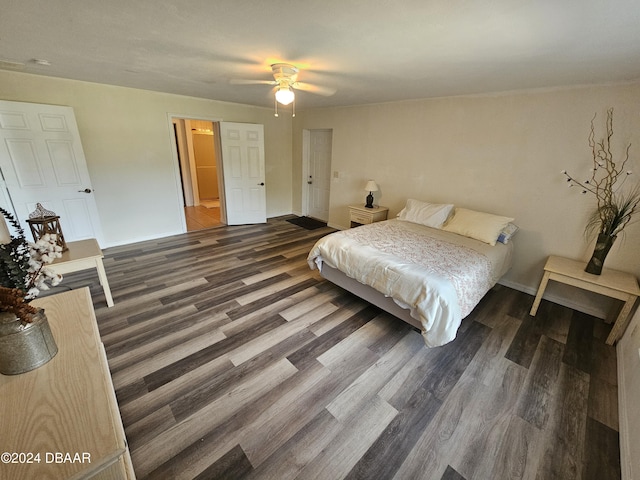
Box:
172 119 193 206
183 119 201 206
327 222 344 230
99 229 186 248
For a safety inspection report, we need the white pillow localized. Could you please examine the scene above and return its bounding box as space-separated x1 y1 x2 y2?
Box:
397 199 454 229
497 223 519 244
442 208 515 246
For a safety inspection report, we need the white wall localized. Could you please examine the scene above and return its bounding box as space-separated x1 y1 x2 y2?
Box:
0 70 293 247
293 83 640 316
2 69 638 316
617 305 640 480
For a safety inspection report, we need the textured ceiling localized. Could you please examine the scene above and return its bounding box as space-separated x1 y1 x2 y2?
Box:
2 0 640 109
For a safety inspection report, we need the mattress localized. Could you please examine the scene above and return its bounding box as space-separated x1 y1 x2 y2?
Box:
307 219 513 347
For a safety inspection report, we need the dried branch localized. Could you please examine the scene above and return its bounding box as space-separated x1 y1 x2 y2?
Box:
0 286 37 324
562 108 640 238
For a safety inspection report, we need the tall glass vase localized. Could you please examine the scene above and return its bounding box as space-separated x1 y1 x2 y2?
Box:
585 233 616 275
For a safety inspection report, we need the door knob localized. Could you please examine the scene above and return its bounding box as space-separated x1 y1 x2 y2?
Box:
307 181 313 184
258 182 265 186
78 188 92 193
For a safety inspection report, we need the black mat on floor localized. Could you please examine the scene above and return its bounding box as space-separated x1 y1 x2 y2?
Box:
286 216 327 230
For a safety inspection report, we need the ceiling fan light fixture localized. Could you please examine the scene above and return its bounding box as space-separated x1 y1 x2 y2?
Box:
275 86 295 105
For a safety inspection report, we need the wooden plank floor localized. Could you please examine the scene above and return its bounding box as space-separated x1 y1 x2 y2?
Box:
185 205 221 231
57 216 621 480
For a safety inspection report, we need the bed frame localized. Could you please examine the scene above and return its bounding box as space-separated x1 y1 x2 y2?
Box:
320 264 423 331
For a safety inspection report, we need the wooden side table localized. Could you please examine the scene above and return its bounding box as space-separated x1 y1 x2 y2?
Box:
348 205 389 227
530 255 640 345
50 238 114 307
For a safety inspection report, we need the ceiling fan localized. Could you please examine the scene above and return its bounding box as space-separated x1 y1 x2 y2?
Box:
231 63 336 116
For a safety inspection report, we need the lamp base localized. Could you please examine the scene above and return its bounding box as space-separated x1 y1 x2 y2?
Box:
365 192 374 208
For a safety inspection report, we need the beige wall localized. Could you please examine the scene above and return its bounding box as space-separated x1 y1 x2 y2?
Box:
293 83 640 315
0 70 293 247
2 69 639 316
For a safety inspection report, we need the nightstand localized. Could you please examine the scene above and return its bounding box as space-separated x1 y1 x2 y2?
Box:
348 205 389 227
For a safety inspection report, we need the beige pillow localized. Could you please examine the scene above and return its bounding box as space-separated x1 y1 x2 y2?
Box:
397 199 454 228
442 208 515 246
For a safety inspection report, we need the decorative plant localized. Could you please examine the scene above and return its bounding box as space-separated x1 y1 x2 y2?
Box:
561 108 640 273
0 207 63 323
562 108 640 237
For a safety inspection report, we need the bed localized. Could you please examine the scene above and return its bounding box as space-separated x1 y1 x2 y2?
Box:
307 200 516 347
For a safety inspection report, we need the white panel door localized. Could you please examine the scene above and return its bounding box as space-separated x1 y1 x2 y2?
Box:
308 130 332 221
0 100 103 242
219 122 266 225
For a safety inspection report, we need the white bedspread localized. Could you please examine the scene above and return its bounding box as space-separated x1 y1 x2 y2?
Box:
307 219 513 347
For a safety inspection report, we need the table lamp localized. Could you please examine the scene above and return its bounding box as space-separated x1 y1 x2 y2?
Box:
364 180 379 208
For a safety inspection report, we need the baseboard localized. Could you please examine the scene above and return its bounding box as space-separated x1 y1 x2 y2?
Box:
497 278 608 319
100 229 186 249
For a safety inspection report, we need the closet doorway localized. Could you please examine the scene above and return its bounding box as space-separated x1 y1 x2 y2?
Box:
172 118 224 231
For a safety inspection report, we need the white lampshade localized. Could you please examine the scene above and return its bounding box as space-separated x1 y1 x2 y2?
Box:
364 180 379 192
275 86 295 105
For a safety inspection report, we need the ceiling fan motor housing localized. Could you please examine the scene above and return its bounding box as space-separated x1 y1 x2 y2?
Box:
272 63 299 85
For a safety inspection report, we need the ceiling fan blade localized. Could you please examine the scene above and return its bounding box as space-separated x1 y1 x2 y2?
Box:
229 79 277 85
293 82 337 96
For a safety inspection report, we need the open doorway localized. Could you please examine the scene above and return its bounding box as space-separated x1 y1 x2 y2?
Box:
172 117 225 231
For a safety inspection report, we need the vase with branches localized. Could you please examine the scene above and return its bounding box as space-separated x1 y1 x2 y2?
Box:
562 108 640 274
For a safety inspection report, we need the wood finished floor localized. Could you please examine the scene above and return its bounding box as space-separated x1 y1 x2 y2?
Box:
185 204 221 231
58 217 621 480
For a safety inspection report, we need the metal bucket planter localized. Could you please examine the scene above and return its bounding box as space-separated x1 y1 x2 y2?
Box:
0 309 58 375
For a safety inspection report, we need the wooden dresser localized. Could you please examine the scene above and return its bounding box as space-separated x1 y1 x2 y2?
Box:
0 288 135 479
